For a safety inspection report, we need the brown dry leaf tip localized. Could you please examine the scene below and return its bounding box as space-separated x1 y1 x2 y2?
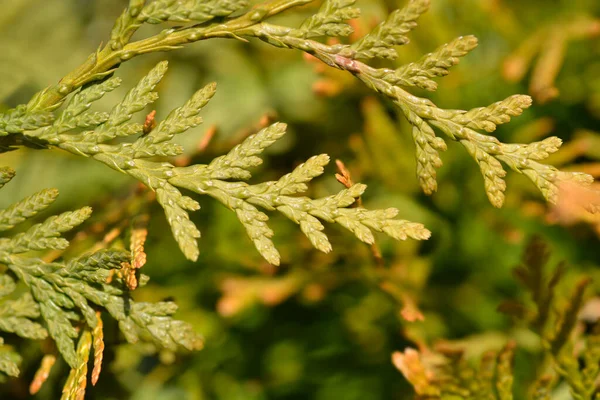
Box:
91 312 104 386
335 158 387 264
379 281 425 321
124 265 137 290
335 159 353 188
392 348 440 397
29 354 57 395
75 354 89 398
130 215 149 270
142 109 157 134
334 173 347 186
62 331 92 400
197 124 218 152
119 214 149 291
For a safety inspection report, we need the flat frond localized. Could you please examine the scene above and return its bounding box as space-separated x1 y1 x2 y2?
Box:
61 330 91 400
0 278 48 340
2 207 92 254
140 0 249 24
0 167 15 188
136 81 217 146
0 338 21 378
50 77 122 135
156 185 201 261
0 105 54 136
207 122 288 180
108 61 167 127
393 35 479 91
451 95 533 132
0 180 203 380
172 123 430 265
297 0 360 38
116 301 204 351
0 188 59 231
351 0 430 60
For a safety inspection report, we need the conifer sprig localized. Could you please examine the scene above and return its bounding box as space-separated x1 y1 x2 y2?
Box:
350 0 429 60
0 168 202 385
0 337 21 378
392 342 517 399
0 105 54 136
139 0 249 25
21 64 430 263
0 0 596 396
296 0 360 38
499 238 596 399
0 0 591 207
238 17 592 207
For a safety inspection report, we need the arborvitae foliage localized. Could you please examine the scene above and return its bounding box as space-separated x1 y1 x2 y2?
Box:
392 342 517 400
0 166 202 396
0 0 596 396
395 238 600 399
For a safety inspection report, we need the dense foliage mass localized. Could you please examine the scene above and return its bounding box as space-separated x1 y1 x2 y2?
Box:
0 0 598 398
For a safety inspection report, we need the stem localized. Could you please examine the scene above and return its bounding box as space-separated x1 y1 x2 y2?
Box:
27 0 315 113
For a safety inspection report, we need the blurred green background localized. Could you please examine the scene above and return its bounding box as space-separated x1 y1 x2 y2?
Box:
1 0 599 398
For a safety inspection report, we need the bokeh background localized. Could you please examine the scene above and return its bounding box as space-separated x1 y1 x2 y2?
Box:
1 0 599 398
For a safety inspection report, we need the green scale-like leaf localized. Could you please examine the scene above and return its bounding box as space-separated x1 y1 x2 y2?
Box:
26 64 430 265
0 168 203 372
351 0 429 60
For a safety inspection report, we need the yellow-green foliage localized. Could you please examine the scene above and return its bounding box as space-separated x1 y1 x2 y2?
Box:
0 0 597 397
396 239 600 399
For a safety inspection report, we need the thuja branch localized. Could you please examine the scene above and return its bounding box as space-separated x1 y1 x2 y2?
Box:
0 167 203 381
26 0 314 113
2 0 595 261
5 0 592 209
235 19 592 206
21 63 430 263
1 0 596 393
